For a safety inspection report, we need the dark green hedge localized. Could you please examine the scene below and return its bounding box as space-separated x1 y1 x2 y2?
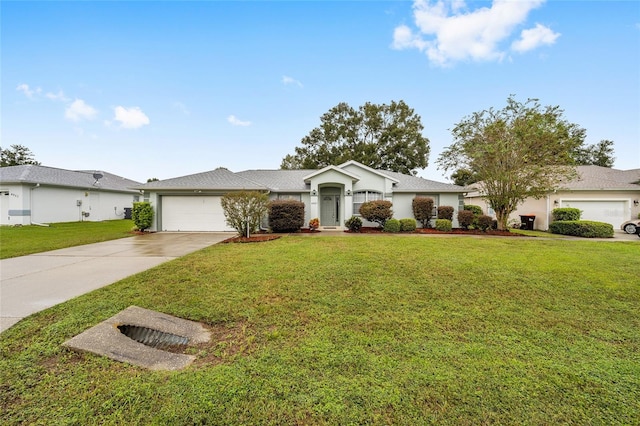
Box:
552 208 581 221
549 220 614 238
383 218 401 233
268 200 305 232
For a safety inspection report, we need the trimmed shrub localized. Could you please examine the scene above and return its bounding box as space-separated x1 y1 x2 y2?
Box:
552 207 581 221
384 218 401 233
437 206 454 221
463 204 483 215
457 210 475 229
268 199 305 232
222 191 270 237
359 200 393 227
399 218 417 232
477 215 494 231
345 216 362 232
549 220 614 238
132 202 154 231
412 197 435 228
435 219 452 232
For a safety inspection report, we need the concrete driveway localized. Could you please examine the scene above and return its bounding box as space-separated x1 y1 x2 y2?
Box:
0 232 231 333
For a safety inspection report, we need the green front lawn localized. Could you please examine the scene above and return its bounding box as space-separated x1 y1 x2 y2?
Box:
1 236 638 424
0 220 134 259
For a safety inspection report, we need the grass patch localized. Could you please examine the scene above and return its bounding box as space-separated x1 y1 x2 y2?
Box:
1 236 639 424
0 220 134 259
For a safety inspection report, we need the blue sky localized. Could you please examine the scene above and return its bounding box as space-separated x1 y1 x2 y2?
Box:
2 0 639 183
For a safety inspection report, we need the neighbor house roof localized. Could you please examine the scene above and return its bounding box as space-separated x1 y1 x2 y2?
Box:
139 162 465 193
0 165 141 193
559 166 640 191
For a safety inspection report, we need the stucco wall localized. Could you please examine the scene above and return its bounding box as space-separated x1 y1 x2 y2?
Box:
0 184 136 226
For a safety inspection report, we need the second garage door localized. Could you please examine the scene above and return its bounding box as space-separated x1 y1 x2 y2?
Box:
161 196 233 231
561 200 626 228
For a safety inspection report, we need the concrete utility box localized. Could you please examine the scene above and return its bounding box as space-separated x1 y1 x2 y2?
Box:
519 215 536 230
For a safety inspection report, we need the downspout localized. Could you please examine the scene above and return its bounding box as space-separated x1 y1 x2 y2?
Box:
30 183 49 227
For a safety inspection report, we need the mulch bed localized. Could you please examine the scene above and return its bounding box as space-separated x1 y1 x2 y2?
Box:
221 235 283 244
355 227 522 237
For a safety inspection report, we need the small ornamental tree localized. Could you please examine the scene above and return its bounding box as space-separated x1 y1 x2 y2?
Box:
359 200 393 228
268 200 305 232
412 197 435 228
132 202 154 231
221 191 269 237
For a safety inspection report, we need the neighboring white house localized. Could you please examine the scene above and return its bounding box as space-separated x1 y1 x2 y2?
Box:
0 165 142 226
465 166 640 230
138 160 466 232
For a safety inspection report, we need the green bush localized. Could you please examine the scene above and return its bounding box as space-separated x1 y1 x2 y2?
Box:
435 219 452 232
399 218 417 232
477 215 494 231
437 206 454 221
457 210 475 229
132 202 154 231
359 200 393 228
384 218 401 233
549 220 614 238
268 200 306 233
412 197 435 228
552 207 581 221
463 204 483 215
345 216 363 232
221 191 270 237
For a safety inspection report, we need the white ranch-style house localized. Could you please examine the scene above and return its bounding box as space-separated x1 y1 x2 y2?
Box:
138 161 466 232
0 165 142 226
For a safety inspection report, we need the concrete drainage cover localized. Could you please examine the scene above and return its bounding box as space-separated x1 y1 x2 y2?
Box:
63 306 211 371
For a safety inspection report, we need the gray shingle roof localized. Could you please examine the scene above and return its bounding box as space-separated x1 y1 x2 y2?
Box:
236 170 313 191
383 170 466 193
138 167 266 191
561 166 640 190
0 165 142 193
137 164 464 193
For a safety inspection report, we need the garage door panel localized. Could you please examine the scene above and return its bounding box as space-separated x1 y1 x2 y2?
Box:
161 196 232 231
561 200 625 227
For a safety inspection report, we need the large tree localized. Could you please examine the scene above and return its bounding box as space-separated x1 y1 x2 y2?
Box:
437 96 585 230
572 139 615 167
1 144 41 166
281 100 430 175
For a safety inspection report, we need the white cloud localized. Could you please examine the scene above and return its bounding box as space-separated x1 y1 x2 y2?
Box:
282 75 303 88
65 99 98 121
512 23 560 52
16 83 41 98
227 115 251 127
113 106 150 129
392 0 554 66
45 90 69 102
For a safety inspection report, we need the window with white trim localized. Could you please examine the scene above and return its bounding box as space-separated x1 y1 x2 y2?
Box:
277 194 301 201
353 191 382 215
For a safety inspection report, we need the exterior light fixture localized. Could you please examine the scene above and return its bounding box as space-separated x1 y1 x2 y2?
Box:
554 200 559 206
634 200 639 207
311 190 317 196
346 190 352 196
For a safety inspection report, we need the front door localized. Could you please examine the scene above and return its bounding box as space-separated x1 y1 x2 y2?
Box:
321 195 340 226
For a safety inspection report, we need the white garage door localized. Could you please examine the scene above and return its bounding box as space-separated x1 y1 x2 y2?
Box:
561 200 626 227
161 196 232 231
